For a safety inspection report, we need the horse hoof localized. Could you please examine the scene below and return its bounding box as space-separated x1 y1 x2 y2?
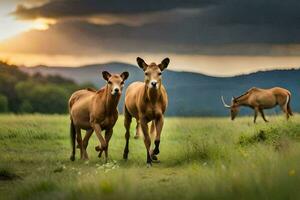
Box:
146 163 152 168
151 154 158 161
123 154 128 160
151 155 160 163
134 135 139 139
153 149 160 155
70 155 75 161
95 146 101 151
82 156 89 161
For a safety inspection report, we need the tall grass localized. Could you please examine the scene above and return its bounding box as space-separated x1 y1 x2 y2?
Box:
0 114 300 199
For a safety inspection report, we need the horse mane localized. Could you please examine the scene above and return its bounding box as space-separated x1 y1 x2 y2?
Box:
96 87 106 95
235 92 248 100
235 87 257 100
84 87 106 95
85 87 97 92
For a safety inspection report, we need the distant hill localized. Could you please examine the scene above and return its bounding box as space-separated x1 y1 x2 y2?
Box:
20 63 300 116
0 61 90 114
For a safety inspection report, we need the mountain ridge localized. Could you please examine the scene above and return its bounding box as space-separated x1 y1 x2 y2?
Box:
19 62 300 116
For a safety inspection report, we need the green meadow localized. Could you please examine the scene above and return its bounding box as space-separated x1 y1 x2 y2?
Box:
1 114 300 200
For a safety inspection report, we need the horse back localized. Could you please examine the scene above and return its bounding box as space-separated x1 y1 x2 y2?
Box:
69 89 96 110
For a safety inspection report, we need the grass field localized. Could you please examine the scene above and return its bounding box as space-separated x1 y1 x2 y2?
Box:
1 114 300 200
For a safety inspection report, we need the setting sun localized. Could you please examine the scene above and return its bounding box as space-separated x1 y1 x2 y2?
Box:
30 18 56 31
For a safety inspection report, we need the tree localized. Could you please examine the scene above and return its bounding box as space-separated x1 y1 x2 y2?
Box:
0 61 95 113
16 81 70 113
19 100 33 113
30 84 69 113
0 94 8 112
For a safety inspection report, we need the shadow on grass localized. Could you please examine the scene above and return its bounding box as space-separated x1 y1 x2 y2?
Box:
0 165 21 181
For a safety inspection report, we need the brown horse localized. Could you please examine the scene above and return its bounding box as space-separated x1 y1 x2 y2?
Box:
69 71 129 162
123 57 169 166
222 87 292 123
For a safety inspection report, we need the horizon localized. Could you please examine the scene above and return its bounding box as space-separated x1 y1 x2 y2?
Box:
16 58 300 78
1 1 300 76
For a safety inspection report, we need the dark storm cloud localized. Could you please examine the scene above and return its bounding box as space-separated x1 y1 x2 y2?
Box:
13 0 216 19
4 18 300 56
13 0 300 27
207 0 300 25
56 18 300 55
10 0 300 56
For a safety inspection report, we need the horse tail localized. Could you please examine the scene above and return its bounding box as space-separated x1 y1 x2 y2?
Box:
286 94 293 116
70 119 76 161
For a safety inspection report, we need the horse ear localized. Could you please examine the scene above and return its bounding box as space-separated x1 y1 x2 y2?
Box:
102 71 111 81
232 96 238 103
159 57 170 71
121 71 129 81
136 57 148 71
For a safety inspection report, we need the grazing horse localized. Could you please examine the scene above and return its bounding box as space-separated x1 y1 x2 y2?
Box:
221 87 292 123
123 57 169 166
69 71 129 162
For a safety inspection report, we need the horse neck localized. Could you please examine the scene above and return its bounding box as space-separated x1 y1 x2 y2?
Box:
98 85 120 115
144 84 162 104
235 95 249 106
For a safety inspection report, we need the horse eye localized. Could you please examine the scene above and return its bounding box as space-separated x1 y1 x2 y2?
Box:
158 72 162 76
145 72 149 76
108 81 112 84
121 81 124 85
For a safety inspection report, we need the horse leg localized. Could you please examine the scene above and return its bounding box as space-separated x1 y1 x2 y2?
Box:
140 118 152 166
280 105 289 120
134 121 141 139
150 120 156 138
104 129 113 163
83 129 93 150
123 107 132 159
92 123 106 159
259 109 268 122
75 128 84 159
151 116 163 161
81 129 93 159
253 107 258 123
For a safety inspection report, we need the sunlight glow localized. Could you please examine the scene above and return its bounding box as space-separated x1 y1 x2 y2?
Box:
0 16 31 41
0 1 56 41
0 16 56 41
30 18 56 31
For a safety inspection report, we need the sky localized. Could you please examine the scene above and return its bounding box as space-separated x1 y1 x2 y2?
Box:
0 0 300 76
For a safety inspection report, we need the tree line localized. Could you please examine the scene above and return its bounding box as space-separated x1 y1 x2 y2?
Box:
0 61 94 113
